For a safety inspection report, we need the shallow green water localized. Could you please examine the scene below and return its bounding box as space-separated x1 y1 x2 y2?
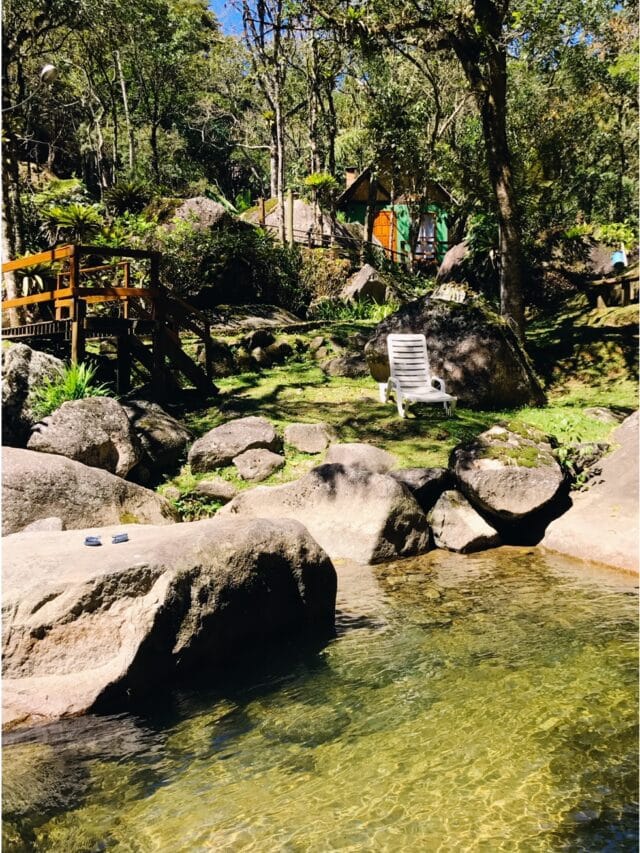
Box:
3 548 638 852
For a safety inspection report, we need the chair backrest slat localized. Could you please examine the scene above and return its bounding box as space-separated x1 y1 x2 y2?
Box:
387 333 431 387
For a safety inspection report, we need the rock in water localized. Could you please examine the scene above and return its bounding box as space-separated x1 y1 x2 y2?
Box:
220 463 430 564
188 416 280 472
2 448 177 535
541 412 639 573
28 397 143 477
365 298 546 409
428 490 501 553
2 517 336 727
451 424 566 530
1 344 64 447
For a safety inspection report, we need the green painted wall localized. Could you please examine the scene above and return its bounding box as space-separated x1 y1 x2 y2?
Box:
341 202 448 262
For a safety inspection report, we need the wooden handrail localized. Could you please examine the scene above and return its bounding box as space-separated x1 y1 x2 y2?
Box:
2 288 74 309
2 245 74 273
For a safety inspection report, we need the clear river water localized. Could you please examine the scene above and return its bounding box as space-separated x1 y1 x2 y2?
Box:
3 547 638 852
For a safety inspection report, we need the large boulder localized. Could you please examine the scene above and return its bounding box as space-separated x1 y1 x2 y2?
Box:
2 517 336 727
340 264 387 304
451 424 566 534
122 399 192 478
27 397 143 478
2 448 177 535
428 490 501 553
541 413 639 573
436 241 469 284
188 416 281 473
170 196 232 231
220 463 430 564
365 298 546 409
1 343 64 447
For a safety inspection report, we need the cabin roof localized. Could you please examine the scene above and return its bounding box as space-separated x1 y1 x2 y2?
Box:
336 166 453 208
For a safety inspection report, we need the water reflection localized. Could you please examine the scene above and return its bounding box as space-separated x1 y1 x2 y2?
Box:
3 548 638 852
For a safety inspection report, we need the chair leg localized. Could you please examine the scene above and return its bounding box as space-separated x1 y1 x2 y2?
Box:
397 394 406 418
379 382 388 403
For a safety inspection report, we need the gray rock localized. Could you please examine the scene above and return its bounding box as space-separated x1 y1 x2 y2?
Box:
233 448 285 481
428 490 501 553
188 416 281 473
196 338 236 378
193 477 238 502
541 412 639 573
2 448 177 535
322 354 369 378
325 442 398 473
164 486 181 502
584 407 626 424
436 241 469 284
243 329 276 351
390 467 453 513
250 346 271 367
123 399 192 477
265 340 293 364
452 424 565 522
341 264 387 304
170 196 232 231
221 463 430 564
20 517 64 533
285 422 337 454
365 298 546 409
1 344 64 447
27 397 143 478
2 516 336 727
309 336 325 353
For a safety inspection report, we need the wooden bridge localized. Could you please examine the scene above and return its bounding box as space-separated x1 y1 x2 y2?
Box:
1 244 216 399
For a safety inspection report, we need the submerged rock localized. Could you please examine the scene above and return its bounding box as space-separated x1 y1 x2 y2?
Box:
428 490 501 553
221 463 430 564
2 517 336 728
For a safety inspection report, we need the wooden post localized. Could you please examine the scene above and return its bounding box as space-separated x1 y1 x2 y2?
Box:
69 247 86 364
203 320 213 383
116 334 131 395
122 262 130 318
258 197 266 227
286 190 295 248
149 253 165 399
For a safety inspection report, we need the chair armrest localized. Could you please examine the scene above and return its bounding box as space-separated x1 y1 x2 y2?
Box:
387 377 399 390
431 376 446 393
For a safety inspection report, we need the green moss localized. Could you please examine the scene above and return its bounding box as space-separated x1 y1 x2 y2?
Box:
119 512 139 524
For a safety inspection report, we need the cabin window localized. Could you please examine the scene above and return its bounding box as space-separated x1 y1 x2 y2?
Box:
415 213 436 258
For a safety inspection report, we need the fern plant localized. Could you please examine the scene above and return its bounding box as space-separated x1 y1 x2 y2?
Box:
30 362 111 419
43 204 103 244
104 180 151 215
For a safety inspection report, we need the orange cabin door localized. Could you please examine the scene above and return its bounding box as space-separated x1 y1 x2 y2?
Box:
373 210 396 255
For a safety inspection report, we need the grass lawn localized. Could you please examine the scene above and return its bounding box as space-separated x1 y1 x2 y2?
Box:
160 301 637 510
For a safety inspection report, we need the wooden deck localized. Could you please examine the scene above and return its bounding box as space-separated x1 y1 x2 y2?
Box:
2 244 216 399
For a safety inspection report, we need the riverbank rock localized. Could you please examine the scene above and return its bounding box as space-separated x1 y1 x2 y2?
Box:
1 344 64 447
365 298 546 409
221 463 430 564
541 412 639 573
27 397 143 478
2 517 337 728
390 467 453 513
192 477 238 502
428 490 501 553
341 264 387 304
285 422 336 454
451 424 565 533
123 399 192 478
322 354 369 378
233 448 285 481
436 242 469 284
324 442 398 473
2 448 177 535
188 416 280 472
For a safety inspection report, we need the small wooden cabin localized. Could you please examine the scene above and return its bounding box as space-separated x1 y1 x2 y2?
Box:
336 166 451 263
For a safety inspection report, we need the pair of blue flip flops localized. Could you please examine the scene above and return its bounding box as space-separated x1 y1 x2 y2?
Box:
84 533 129 547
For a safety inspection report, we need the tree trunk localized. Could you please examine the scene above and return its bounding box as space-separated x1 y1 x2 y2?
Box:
115 50 135 173
269 121 278 199
453 37 525 338
275 98 286 242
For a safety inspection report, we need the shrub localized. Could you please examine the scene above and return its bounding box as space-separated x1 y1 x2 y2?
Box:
311 297 399 322
43 203 104 244
104 180 152 215
299 249 352 302
31 361 111 419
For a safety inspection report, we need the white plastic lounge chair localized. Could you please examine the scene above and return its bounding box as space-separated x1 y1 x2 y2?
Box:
380 333 457 418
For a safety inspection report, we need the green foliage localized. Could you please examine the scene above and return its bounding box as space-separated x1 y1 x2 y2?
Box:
565 221 636 247
298 249 352 302
104 180 152 215
300 173 341 209
97 211 158 249
158 221 302 311
30 362 111 419
311 297 399 322
43 203 104 244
